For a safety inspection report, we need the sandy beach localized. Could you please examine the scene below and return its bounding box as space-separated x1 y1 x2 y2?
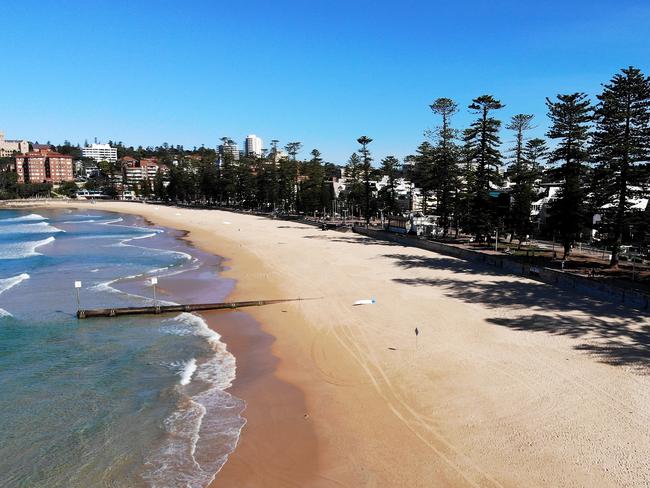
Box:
13 200 650 487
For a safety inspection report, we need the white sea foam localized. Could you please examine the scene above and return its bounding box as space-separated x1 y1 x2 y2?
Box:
0 273 30 318
95 216 187 264
0 273 30 295
101 217 124 225
101 216 165 236
0 237 55 260
91 276 178 305
0 213 46 223
61 218 115 224
0 222 65 234
111 232 192 262
179 358 198 386
128 232 159 241
144 313 246 488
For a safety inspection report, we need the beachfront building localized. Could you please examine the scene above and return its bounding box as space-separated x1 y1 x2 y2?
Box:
81 143 118 163
0 131 29 157
531 183 563 227
218 140 240 162
81 161 100 178
332 168 430 214
13 152 74 183
244 134 263 157
120 156 169 190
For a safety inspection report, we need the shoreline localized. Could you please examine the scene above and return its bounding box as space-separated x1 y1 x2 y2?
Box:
4 202 324 486
6 200 650 487
140 227 318 486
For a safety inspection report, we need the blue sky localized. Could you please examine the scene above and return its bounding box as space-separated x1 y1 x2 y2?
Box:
2 0 650 164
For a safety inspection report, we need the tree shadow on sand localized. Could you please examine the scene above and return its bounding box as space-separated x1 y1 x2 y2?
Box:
384 253 650 373
303 234 404 246
382 253 508 278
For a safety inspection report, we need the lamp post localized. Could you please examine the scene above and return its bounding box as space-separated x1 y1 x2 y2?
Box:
74 281 82 312
151 277 158 308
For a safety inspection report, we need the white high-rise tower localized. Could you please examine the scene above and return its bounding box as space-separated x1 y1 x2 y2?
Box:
244 134 263 157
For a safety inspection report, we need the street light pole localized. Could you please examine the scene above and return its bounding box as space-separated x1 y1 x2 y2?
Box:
74 280 82 312
151 277 158 309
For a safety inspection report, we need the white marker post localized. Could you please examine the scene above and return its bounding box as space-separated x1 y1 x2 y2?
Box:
151 277 158 308
74 281 82 312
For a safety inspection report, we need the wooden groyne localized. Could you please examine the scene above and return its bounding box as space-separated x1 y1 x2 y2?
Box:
77 298 313 319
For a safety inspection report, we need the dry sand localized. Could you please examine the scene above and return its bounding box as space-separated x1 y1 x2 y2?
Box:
17 201 650 487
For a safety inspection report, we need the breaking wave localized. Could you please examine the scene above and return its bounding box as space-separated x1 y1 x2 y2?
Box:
0 213 46 223
0 237 56 260
143 313 245 488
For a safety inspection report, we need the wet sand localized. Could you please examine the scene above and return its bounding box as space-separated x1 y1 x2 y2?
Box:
15 200 650 488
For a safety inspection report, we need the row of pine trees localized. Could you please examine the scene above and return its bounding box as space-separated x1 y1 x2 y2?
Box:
156 67 649 266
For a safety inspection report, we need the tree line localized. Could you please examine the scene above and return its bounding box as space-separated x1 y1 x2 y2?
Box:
162 66 648 266
2 66 648 267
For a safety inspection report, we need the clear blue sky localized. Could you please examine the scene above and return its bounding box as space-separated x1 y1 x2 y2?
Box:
2 0 650 164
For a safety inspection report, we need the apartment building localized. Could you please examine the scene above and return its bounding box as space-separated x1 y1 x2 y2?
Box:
120 157 168 188
244 134 263 157
14 152 74 183
82 143 118 163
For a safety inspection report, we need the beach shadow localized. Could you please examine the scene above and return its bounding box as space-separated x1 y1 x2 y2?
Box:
383 253 650 373
488 314 650 373
382 253 506 277
303 234 402 246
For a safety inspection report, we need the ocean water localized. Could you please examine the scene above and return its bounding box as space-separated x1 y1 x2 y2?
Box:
0 208 246 487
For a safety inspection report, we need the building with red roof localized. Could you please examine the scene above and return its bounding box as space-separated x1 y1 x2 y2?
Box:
14 151 74 184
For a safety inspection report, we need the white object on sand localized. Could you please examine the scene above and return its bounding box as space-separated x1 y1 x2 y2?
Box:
353 298 376 306
223 221 232 225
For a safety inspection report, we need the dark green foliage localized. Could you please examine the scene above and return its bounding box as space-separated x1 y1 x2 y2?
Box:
378 156 401 213
341 153 365 217
591 66 650 265
0 168 19 199
166 162 198 202
545 93 593 258
297 149 330 214
463 95 504 240
55 141 82 159
284 142 303 161
278 158 298 211
234 157 256 205
506 115 542 241
410 141 435 214
357 136 374 224
217 143 237 205
429 98 461 236
196 159 217 202
57 180 79 198
15 182 53 199
154 169 168 200
258 160 279 210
